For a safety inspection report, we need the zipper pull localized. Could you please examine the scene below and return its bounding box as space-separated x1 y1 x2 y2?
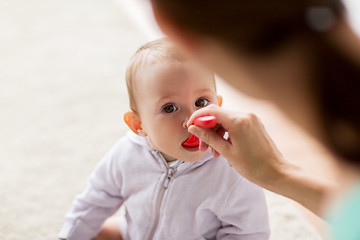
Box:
163 168 174 189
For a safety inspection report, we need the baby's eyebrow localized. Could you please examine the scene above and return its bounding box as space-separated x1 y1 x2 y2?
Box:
155 94 177 105
154 88 215 104
193 88 216 95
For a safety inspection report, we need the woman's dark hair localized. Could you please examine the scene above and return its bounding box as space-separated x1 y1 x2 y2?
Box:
315 39 360 164
152 0 344 54
152 0 360 165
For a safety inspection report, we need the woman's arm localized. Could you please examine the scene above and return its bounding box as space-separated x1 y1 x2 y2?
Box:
187 104 336 216
270 160 336 216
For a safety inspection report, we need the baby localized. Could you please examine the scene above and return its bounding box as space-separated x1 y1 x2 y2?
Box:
58 38 270 240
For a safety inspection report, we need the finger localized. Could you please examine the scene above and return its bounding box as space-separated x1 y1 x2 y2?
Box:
187 105 236 131
211 148 220 158
188 125 230 155
198 127 225 151
199 140 209 151
187 105 220 127
215 125 227 139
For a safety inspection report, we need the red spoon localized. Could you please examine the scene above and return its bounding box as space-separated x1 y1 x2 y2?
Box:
182 134 200 147
194 115 217 128
182 116 217 147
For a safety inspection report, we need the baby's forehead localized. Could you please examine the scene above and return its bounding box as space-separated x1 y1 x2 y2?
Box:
135 58 215 88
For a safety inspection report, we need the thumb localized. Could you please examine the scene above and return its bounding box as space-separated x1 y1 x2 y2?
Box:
188 125 230 155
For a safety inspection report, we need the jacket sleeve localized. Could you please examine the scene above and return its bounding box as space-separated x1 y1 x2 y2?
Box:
216 177 270 240
58 148 125 240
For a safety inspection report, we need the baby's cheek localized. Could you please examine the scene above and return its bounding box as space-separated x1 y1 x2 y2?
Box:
158 135 175 149
151 131 172 148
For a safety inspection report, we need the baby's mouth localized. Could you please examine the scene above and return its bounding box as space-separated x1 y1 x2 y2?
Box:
182 134 200 148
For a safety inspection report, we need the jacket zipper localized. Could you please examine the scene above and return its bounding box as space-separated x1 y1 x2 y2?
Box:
163 167 175 189
148 153 182 239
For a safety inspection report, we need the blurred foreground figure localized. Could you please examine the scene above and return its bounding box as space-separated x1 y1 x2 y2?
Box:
150 0 360 239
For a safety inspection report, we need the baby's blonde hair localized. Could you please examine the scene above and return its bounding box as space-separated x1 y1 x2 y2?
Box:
126 38 187 112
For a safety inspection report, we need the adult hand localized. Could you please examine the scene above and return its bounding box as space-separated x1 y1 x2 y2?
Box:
187 104 335 216
187 104 285 188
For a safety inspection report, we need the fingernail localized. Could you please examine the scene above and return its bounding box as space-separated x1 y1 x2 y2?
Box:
188 125 199 136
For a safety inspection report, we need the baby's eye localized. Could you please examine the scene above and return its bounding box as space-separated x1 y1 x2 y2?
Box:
195 98 210 108
162 104 178 113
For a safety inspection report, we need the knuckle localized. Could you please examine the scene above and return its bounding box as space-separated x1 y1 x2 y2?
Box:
235 116 248 126
234 113 255 130
247 112 257 120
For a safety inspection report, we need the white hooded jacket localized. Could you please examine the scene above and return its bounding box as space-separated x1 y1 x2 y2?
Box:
59 131 270 240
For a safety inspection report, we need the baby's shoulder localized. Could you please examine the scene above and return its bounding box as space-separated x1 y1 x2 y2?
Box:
101 134 148 167
110 132 147 155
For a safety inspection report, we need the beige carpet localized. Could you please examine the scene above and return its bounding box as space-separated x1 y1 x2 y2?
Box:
0 0 323 239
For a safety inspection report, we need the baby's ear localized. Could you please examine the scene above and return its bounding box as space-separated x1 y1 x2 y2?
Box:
217 95 223 107
124 111 146 136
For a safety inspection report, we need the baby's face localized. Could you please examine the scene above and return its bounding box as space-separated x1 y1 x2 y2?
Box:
135 60 218 162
